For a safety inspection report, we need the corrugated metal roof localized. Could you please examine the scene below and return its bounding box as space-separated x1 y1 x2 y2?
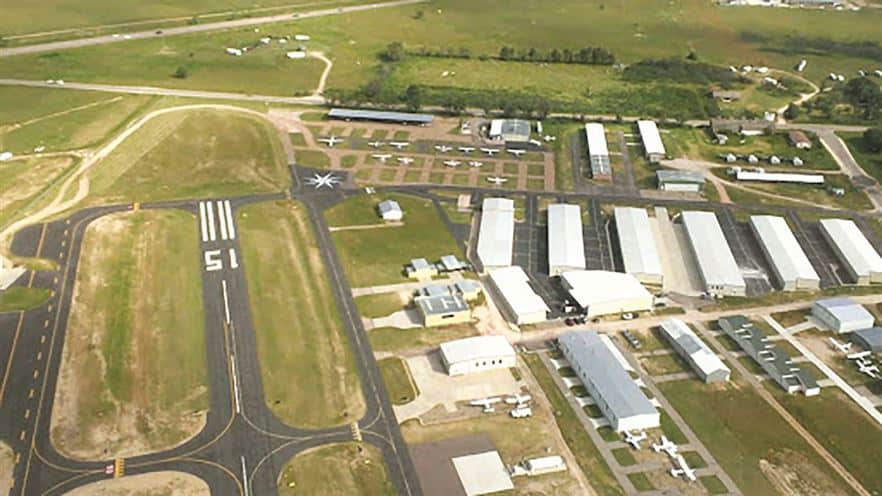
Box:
559 331 656 420
585 123 609 157
477 198 514 268
548 204 586 272
750 215 819 286
656 170 705 184
328 107 434 123
614 207 663 280
488 266 549 317
439 335 515 365
820 219 882 278
682 211 746 291
562 271 652 309
378 199 401 214
659 318 730 379
814 297 875 325
637 120 666 156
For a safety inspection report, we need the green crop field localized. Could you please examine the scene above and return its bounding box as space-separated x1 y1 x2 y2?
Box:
51 210 207 459
238 200 365 428
278 442 394 496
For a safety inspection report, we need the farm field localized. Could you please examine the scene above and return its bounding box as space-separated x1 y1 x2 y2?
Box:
83 108 289 205
277 443 395 496
238 200 365 428
50 210 207 459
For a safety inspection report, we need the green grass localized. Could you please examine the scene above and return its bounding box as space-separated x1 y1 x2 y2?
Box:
341 154 358 168
368 325 477 354
659 379 852 495
278 442 394 496
354 293 406 319
325 193 402 227
673 128 840 170
53 210 206 458
0 86 117 124
659 409 688 445
627 473 654 492
681 451 707 469
726 173 874 211
86 109 289 204
840 132 882 185
238 200 364 428
377 357 418 406
0 287 51 313
524 353 625 496
296 149 332 168
700 475 729 495
611 447 636 467
328 193 462 287
639 353 689 376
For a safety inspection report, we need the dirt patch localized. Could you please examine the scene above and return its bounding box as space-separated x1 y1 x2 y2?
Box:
0 156 75 211
0 442 12 496
760 449 848 496
63 471 209 496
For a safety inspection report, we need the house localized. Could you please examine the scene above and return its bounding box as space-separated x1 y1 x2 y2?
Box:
378 199 403 221
788 131 813 150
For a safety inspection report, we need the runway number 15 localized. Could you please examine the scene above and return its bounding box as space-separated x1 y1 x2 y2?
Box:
204 248 239 272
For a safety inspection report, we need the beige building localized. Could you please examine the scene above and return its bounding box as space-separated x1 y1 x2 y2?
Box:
416 294 471 327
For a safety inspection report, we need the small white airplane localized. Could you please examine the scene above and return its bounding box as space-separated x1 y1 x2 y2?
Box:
486 176 508 185
529 139 542 147
624 431 647 450
670 455 697 482
847 351 873 360
828 338 853 354
434 144 452 153
371 154 392 163
443 160 462 167
367 141 384 148
507 148 526 158
480 147 499 156
389 141 410 149
469 397 501 413
504 393 532 405
458 146 475 154
510 406 533 418
651 436 678 458
858 363 879 378
543 135 557 142
318 135 342 147
396 157 414 165
468 161 484 168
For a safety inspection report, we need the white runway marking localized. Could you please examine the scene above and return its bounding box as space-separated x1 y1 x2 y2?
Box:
222 279 231 324
224 200 236 240
198 202 208 242
229 248 239 270
205 201 217 241
241 456 250 496
217 200 229 240
204 250 222 272
231 359 241 415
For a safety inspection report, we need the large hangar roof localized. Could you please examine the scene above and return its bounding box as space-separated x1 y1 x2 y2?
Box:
488 266 550 317
585 123 609 157
637 120 666 156
548 204 586 271
440 335 515 365
820 218 882 278
614 207 662 279
558 331 656 420
477 198 514 268
750 215 819 285
328 107 433 124
681 211 745 290
561 270 652 309
659 318 730 379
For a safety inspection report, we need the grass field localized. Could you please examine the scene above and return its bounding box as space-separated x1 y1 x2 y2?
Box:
0 156 78 229
368 324 477 354
278 442 394 496
377 357 418 405
840 132 882 184
327 193 462 287
355 293 407 319
86 109 289 204
659 379 852 495
51 210 207 459
0 287 51 313
238 200 364 428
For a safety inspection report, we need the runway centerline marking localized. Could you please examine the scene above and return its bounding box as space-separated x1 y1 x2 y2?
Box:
222 280 231 325
241 456 250 496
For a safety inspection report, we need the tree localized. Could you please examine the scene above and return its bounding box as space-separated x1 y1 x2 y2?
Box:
783 103 800 120
380 42 405 62
173 66 188 79
844 77 882 120
0 35 7 47
441 92 466 113
413 9 424 19
499 46 514 61
403 85 422 111
864 128 882 153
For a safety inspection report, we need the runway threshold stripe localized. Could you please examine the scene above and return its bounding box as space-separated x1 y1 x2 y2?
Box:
206 201 217 241
198 202 208 242
217 200 229 240
224 201 236 240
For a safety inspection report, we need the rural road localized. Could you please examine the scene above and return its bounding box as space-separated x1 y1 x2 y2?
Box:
815 129 882 211
0 0 428 58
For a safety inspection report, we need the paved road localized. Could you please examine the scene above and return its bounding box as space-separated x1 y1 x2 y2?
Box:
0 0 428 58
816 129 882 211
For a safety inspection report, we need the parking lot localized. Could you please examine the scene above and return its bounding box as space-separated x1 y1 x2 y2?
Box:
788 211 848 287
716 208 774 296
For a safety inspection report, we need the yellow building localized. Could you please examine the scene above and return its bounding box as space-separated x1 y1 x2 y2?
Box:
416 294 471 327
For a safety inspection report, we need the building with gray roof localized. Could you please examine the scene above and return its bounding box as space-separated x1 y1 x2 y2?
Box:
819 218 882 285
681 211 746 296
718 316 819 396
378 199 403 221
749 215 819 291
812 298 874 333
659 318 730 383
851 327 882 353
614 207 663 285
558 331 660 432
328 108 433 125
656 170 705 192
547 204 586 276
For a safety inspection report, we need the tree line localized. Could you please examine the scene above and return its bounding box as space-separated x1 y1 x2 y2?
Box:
380 42 615 66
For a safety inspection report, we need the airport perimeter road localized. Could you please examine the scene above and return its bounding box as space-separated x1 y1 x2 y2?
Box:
816 129 882 211
0 0 428 58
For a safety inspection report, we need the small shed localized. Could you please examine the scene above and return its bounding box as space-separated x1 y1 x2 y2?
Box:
378 199 403 221
457 194 472 213
788 131 813 150
407 258 438 279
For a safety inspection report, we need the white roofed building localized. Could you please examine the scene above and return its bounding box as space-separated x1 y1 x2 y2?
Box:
561 271 653 318
812 298 875 333
681 211 746 296
637 120 666 163
750 215 820 291
614 207 663 285
819 218 882 285
558 331 659 432
585 123 610 179
548 204 586 276
487 266 549 325
659 318 730 383
477 198 514 271
439 335 516 376
735 170 824 184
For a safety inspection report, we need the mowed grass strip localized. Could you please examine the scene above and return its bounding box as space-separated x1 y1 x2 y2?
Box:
87 109 289 204
0 287 51 313
278 442 395 496
52 210 207 459
327 193 462 287
238 200 364 428
377 357 418 405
